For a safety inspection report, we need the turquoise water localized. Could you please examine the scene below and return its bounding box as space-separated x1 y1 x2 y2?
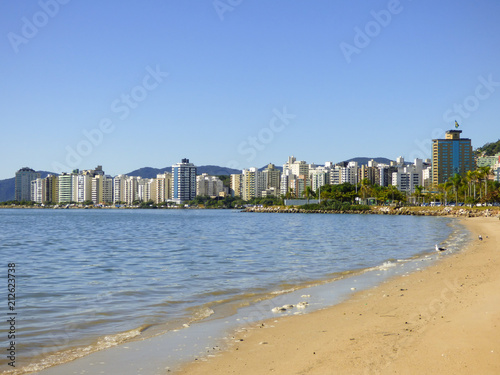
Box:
0 209 464 374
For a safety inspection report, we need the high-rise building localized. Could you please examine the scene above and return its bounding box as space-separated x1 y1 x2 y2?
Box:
76 174 93 202
58 172 75 203
196 174 224 197
123 176 139 204
261 164 281 192
432 130 474 185
154 173 172 203
15 167 40 201
392 159 423 193
341 162 359 185
43 175 58 203
230 174 242 197
113 175 127 203
31 178 44 203
172 159 197 204
92 175 113 204
242 168 258 201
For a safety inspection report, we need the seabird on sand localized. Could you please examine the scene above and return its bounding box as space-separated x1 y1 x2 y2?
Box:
478 235 483 241
435 244 446 252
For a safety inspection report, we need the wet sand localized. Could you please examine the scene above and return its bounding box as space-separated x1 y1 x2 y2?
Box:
179 217 500 374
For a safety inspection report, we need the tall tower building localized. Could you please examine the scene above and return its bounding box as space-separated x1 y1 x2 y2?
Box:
432 130 474 185
262 164 281 192
15 167 40 201
172 158 197 203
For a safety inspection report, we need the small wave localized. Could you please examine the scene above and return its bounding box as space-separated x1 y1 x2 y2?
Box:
190 307 215 323
271 287 298 295
378 261 396 271
2 328 144 375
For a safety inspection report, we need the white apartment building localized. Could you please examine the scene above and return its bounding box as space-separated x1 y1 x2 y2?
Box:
196 174 224 197
137 178 153 202
31 178 44 203
113 175 126 203
341 162 359 185
76 174 93 203
392 158 423 193
309 166 329 191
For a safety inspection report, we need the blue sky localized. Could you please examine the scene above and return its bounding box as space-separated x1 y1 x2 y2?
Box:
1 0 499 179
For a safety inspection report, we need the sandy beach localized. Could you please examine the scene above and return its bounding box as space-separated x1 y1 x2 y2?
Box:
178 217 500 375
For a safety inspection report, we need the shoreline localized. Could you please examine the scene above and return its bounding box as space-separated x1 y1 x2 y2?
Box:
244 205 500 218
7 215 463 375
179 216 500 375
1 204 500 218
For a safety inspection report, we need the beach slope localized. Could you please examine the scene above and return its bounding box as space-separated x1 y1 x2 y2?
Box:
179 217 500 374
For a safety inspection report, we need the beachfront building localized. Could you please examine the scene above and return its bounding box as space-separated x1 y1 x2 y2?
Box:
310 166 329 192
432 130 475 185
113 175 127 203
75 174 93 203
42 175 58 203
329 164 342 185
172 159 197 204
15 167 40 201
242 168 258 200
341 162 359 185
230 174 242 197
196 174 224 197
290 160 309 180
422 165 432 189
154 173 172 203
31 178 44 203
123 176 139 204
137 178 153 202
58 172 76 203
261 163 281 192
476 153 500 169
280 169 292 197
392 158 423 194
92 175 113 204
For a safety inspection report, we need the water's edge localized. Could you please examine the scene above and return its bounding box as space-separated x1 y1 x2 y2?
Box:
23 218 470 375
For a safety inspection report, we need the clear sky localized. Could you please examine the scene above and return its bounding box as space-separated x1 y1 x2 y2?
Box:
1 0 499 179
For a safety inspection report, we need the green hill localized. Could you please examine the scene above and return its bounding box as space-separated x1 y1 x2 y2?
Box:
475 139 500 156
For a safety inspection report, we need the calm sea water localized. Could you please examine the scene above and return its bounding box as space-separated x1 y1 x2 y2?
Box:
0 209 464 374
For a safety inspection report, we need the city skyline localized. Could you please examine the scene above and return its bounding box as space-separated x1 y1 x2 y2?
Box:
1 1 500 180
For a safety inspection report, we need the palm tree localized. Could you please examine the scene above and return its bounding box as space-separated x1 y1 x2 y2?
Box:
450 174 462 204
465 170 475 203
441 181 453 205
475 168 484 200
359 178 371 202
479 166 492 198
302 186 315 203
414 185 423 205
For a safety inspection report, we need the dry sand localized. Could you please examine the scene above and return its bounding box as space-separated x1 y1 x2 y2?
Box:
178 217 500 374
